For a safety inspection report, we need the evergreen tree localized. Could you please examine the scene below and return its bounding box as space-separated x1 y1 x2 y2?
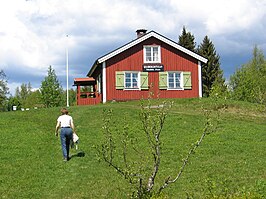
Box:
178 26 196 52
197 36 224 97
0 69 9 111
40 66 63 108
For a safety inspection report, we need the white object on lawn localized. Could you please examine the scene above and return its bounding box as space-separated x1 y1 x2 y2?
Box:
73 133 79 143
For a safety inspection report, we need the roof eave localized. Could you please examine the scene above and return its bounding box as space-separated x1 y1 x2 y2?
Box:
87 60 99 77
97 32 153 63
88 30 208 76
150 31 208 63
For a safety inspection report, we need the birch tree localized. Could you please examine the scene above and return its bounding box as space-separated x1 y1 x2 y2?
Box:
0 70 9 111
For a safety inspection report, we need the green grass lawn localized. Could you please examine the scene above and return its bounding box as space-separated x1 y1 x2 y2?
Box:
0 98 265 198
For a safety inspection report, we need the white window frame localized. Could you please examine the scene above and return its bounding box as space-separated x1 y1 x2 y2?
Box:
144 45 161 63
97 74 102 94
124 71 140 90
167 71 184 90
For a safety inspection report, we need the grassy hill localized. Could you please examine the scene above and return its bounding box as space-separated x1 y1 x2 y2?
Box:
0 98 265 198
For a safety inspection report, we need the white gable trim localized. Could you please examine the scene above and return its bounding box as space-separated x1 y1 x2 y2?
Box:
97 31 207 64
102 61 107 103
198 61 202 97
98 33 152 63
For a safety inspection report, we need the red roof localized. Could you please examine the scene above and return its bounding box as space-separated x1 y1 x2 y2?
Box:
74 77 95 82
73 77 95 85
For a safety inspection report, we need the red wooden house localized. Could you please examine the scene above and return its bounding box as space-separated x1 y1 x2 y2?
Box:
74 30 207 105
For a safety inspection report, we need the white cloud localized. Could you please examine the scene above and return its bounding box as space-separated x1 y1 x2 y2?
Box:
168 0 266 36
204 0 266 35
7 82 20 97
0 0 265 94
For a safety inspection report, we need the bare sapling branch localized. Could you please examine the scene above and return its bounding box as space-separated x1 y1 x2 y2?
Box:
158 105 221 194
96 97 222 198
97 109 125 176
97 108 146 189
142 100 172 192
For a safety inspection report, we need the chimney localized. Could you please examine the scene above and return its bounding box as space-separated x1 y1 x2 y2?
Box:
136 29 147 38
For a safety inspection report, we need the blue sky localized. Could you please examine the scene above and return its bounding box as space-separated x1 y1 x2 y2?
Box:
0 0 265 95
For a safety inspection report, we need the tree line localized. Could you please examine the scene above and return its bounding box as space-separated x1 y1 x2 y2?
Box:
178 26 266 103
0 66 76 111
0 27 265 111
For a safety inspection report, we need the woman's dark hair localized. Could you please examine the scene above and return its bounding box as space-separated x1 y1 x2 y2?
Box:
61 108 69 115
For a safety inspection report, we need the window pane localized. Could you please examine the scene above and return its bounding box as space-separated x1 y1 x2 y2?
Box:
132 82 138 88
125 75 131 83
132 77 138 83
168 73 173 88
132 73 138 78
145 47 152 61
125 79 131 88
153 47 159 62
125 73 131 78
125 73 131 88
125 72 139 88
169 79 174 83
169 77 174 83
168 73 174 78
175 73 180 87
169 82 174 88
132 73 138 88
168 72 182 88
145 46 160 63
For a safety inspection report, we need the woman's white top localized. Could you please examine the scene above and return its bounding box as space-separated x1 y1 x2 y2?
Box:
57 115 73 128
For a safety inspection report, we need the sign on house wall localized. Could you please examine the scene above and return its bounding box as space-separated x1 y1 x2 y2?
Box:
142 64 164 72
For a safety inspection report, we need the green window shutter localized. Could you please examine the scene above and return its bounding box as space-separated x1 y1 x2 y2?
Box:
116 71 124 89
140 72 149 90
183 71 192 89
159 72 168 89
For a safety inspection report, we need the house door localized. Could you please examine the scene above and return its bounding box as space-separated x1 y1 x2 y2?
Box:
148 72 160 99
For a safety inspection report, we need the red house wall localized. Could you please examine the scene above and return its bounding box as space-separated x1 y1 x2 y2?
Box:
105 37 199 102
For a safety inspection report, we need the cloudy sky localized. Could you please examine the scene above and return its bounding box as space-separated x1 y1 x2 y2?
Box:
0 0 265 95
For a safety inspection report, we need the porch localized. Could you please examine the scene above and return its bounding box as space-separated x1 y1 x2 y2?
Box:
74 77 102 105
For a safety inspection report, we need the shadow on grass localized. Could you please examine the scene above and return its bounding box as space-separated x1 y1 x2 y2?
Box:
70 151 85 159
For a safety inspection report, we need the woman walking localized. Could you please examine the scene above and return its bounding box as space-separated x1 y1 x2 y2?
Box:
55 108 75 162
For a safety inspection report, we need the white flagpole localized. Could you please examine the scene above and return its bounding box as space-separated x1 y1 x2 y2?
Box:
66 35 69 107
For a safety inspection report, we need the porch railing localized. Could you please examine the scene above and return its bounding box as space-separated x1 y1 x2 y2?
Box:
77 92 101 105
